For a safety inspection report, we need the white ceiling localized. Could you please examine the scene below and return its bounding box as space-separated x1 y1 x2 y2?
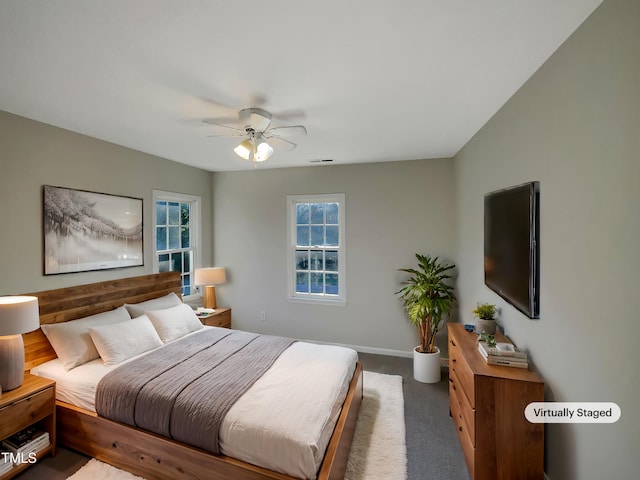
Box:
0 0 602 172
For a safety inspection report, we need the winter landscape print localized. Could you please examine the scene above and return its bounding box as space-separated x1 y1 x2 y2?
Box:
43 185 143 274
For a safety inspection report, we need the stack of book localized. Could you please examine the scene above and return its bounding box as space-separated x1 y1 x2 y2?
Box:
1 427 50 460
477 340 529 369
0 454 13 476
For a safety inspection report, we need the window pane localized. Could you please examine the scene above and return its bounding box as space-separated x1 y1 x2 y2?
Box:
158 253 169 272
169 226 180 249
310 226 324 246
295 250 309 270
296 203 309 224
310 272 323 293
156 227 167 251
310 250 323 270
181 203 190 226
171 252 182 272
181 226 190 248
326 226 339 246
325 274 339 294
156 202 167 225
325 250 338 271
296 272 309 293
310 203 324 224
297 226 310 246
326 203 339 224
168 202 180 225
183 274 191 296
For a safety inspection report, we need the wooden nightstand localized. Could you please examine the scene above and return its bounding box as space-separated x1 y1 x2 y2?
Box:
196 307 232 328
0 373 56 479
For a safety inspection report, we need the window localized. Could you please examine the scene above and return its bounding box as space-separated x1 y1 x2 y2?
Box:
287 194 346 305
153 190 201 297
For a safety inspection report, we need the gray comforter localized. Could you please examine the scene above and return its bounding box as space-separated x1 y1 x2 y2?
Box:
95 328 295 454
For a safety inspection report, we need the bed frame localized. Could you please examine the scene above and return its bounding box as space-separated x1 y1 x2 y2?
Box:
23 272 363 480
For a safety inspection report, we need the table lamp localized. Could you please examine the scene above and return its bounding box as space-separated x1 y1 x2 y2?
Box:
194 267 226 309
0 296 40 391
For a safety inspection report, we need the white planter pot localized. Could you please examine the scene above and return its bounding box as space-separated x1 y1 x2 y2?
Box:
413 346 441 383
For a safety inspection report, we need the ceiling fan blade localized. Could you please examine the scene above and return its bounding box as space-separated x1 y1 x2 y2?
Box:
206 133 246 138
267 136 297 151
267 125 307 138
202 119 244 134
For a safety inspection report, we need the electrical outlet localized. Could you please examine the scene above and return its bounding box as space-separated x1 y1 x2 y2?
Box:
260 311 266 321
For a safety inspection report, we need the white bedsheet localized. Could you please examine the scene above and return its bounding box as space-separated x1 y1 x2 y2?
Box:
31 329 357 479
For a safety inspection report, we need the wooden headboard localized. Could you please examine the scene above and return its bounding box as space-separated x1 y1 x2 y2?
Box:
23 272 182 370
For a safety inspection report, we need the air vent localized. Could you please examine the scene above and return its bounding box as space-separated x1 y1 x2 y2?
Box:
309 159 334 164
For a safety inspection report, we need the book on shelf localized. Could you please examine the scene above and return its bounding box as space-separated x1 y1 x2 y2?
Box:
0 455 13 475
1 427 49 455
478 343 529 369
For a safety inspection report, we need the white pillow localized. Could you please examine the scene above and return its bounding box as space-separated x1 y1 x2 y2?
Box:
145 303 204 343
124 292 182 318
40 306 131 370
88 315 163 366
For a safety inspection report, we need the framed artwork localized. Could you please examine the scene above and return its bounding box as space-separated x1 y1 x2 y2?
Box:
43 185 143 275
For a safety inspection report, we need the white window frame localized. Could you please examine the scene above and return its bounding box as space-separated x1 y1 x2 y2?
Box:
152 190 202 300
287 193 346 306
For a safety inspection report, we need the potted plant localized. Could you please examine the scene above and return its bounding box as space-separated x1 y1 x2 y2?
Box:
397 254 456 383
473 303 497 335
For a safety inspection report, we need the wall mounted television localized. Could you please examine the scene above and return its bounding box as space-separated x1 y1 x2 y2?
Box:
484 181 540 319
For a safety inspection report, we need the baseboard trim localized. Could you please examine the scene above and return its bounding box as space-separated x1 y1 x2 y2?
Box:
294 338 452 368
295 338 413 358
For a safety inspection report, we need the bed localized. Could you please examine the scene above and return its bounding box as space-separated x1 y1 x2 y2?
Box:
23 272 363 480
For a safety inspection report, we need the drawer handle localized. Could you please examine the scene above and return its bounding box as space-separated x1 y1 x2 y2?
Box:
450 340 457 347
458 426 463 432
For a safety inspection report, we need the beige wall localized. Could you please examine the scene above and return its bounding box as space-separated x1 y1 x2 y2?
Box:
455 0 639 478
212 159 457 354
0 110 213 294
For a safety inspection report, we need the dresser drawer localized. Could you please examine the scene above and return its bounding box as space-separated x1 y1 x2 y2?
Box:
449 336 475 407
449 368 475 445
203 311 230 328
0 386 55 439
201 308 231 328
450 380 476 478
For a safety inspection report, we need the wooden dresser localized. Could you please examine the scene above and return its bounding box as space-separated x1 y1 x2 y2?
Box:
448 324 544 480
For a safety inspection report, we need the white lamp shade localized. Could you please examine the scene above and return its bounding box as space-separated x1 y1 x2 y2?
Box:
255 141 273 162
233 140 252 160
194 267 227 286
0 296 40 336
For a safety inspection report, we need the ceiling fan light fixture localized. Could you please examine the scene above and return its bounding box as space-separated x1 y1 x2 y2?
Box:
254 141 273 162
233 139 252 160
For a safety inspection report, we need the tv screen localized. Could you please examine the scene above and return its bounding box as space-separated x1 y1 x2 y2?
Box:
484 182 539 319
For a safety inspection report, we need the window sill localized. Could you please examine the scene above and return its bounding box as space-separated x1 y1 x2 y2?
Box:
287 295 346 307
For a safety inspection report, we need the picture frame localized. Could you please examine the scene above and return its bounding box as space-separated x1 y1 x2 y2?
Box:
43 185 143 275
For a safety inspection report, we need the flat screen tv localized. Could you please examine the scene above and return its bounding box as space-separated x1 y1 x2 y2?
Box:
484 181 540 319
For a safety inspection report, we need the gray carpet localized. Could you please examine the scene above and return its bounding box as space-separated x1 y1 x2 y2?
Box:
16 353 469 480
358 353 469 480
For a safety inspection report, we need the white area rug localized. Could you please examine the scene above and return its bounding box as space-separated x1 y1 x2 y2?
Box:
67 371 407 480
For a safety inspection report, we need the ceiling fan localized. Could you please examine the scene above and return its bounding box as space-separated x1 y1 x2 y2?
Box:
204 108 307 163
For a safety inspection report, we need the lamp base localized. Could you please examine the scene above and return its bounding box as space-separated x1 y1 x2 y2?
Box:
0 335 25 391
203 285 218 309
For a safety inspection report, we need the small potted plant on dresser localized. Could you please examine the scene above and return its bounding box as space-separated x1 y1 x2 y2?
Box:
397 254 456 383
473 302 497 335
